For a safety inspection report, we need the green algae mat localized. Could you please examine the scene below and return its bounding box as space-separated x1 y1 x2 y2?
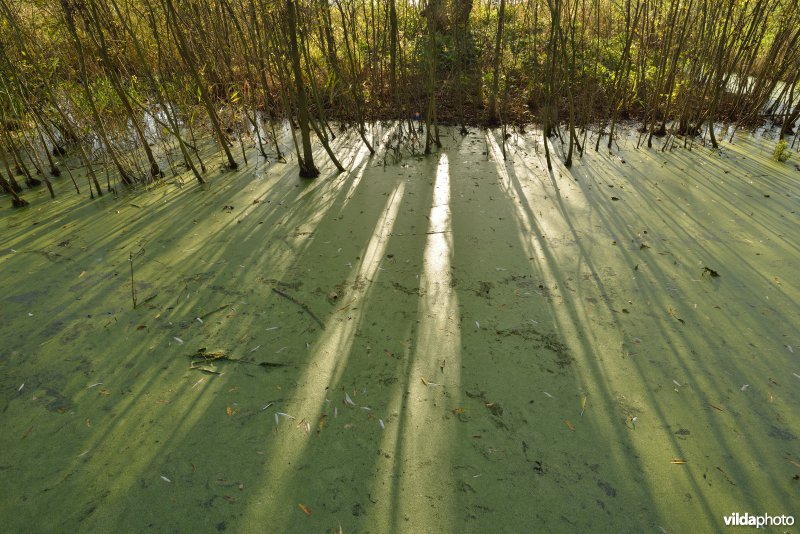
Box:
1 127 798 532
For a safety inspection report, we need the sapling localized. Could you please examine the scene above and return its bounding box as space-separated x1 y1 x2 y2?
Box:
129 246 145 309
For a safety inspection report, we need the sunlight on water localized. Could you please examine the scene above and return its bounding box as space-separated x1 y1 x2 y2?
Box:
394 153 463 530
251 182 405 526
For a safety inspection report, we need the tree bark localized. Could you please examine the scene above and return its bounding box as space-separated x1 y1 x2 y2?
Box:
287 0 319 178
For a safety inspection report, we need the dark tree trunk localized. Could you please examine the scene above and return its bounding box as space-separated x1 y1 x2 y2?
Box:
287 0 319 178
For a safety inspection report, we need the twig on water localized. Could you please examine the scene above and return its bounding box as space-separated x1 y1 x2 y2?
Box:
271 287 325 330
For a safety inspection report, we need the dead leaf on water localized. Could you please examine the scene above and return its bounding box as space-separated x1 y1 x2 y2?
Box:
298 503 312 517
189 363 221 374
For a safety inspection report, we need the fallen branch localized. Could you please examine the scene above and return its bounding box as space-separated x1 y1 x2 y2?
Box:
187 348 287 372
198 303 230 321
271 287 325 330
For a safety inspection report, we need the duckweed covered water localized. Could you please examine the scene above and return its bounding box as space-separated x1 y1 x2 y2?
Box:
1 126 798 532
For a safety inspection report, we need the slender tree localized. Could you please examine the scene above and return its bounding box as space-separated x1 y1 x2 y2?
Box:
286 0 319 177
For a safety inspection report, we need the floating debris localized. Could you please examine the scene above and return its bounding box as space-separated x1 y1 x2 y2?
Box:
543 391 554 398
17 383 24 392
344 392 356 407
670 459 687 465
298 503 312 517
173 337 184 344
195 317 203 324
740 384 749 391
379 419 385 429
274 412 295 427
161 475 172 483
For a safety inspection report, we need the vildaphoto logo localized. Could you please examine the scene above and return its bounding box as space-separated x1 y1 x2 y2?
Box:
723 512 795 528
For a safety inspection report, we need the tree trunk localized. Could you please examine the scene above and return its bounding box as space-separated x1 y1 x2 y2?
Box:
61 0 134 185
0 149 28 206
487 0 506 126
164 0 238 170
286 0 319 177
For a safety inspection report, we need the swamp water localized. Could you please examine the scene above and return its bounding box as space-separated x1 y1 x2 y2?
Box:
1 126 798 533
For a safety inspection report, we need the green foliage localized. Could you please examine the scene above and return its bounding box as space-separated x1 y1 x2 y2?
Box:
772 139 791 162
1 0 798 161
90 78 118 115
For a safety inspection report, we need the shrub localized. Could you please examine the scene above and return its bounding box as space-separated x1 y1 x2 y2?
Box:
773 139 791 162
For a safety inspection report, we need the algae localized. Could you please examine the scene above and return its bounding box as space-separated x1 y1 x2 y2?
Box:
0 125 798 533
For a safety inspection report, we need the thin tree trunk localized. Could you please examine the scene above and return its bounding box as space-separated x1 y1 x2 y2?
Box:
286 0 319 177
163 0 238 170
487 0 506 126
61 0 134 185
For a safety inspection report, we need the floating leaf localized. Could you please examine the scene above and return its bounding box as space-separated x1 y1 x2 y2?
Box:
298 503 312 517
